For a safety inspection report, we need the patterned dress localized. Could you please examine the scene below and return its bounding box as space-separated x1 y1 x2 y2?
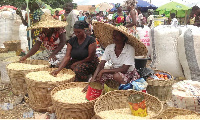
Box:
37 28 67 66
112 12 126 26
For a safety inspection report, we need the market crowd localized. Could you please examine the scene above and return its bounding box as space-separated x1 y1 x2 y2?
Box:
15 0 200 88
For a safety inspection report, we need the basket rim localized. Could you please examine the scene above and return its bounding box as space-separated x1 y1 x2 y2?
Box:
147 69 174 82
154 107 200 119
94 90 163 118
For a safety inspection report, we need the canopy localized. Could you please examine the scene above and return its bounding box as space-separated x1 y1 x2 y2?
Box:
156 1 190 17
96 2 113 12
137 0 157 12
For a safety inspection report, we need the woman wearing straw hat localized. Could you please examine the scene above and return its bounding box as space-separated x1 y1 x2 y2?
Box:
19 13 68 67
83 22 147 91
51 21 99 82
124 0 140 39
112 3 126 26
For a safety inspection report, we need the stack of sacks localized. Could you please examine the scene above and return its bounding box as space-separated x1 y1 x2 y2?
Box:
0 11 14 48
172 80 200 112
151 25 184 78
177 26 200 81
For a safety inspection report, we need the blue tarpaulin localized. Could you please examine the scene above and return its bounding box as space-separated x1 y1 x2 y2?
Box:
137 0 157 12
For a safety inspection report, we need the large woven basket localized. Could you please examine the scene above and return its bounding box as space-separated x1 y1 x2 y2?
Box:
154 107 200 119
25 68 75 112
3 40 21 51
93 90 163 119
7 59 50 95
146 70 174 101
0 48 8 53
51 82 96 119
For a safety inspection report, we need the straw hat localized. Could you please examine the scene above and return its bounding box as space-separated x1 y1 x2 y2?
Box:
93 22 147 56
27 13 68 30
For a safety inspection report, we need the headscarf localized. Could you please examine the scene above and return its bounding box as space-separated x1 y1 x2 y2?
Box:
73 21 89 29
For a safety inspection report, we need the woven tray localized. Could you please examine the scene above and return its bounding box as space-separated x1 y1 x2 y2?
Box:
154 107 200 119
7 59 50 95
51 82 96 119
146 70 175 101
25 68 75 112
94 90 163 119
3 40 21 51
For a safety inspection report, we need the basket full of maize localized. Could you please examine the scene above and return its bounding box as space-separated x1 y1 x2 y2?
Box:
3 40 21 51
153 107 200 119
146 70 175 101
50 82 96 119
7 59 50 95
25 68 75 112
93 90 163 119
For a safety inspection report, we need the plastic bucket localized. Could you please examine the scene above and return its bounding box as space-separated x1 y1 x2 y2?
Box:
135 58 149 70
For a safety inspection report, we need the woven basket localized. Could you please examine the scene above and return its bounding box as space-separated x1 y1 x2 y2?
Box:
94 90 163 119
146 70 174 101
51 82 96 119
7 59 50 95
154 107 200 119
0 48 8 53
3 40 21 51
25 68 75 112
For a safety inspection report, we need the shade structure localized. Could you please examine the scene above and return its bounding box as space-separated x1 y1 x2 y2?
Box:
137 0 157 12
156 1 190 17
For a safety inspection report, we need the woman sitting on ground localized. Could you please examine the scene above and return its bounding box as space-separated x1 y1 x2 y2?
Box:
83 22 147 91
51 21 99 82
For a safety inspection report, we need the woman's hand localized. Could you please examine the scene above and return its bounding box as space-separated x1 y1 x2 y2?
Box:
82 85 89 93
19 56 27 62
50 69 61 77
96 69 105 81
49 54 57 62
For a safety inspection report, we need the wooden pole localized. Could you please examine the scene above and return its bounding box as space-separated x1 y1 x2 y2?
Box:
26 0 32 50
184 10 188 25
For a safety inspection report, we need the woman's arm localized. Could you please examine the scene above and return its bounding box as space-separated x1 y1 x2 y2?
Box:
100 64 130 75
49 32 66 60
125 10 137 28
20 40 42 61
50 43 72 76
90 60 106 82
16 10 28 26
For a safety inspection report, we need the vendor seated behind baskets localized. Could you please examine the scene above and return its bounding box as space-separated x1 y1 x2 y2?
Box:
20 13 67 66
50 21 99 82
83 22 147 91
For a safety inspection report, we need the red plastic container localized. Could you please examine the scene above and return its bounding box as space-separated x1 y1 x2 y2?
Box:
86 82 103 101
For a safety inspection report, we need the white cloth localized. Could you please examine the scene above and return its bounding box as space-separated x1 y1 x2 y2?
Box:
101 43 135 71
65 10 78 40
171 18 178 27
147 15 154 28
138 13 143 26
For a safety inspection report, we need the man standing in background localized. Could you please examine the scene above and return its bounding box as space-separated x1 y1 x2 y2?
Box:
62 2 78 42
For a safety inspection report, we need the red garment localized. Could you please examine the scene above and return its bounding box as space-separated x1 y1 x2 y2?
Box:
38 28 66 51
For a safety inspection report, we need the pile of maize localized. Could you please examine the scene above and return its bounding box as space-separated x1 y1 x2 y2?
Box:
0 52 16 58
52 87 87 103
26 71 74 82
7 63 48 70
97 108 156 119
